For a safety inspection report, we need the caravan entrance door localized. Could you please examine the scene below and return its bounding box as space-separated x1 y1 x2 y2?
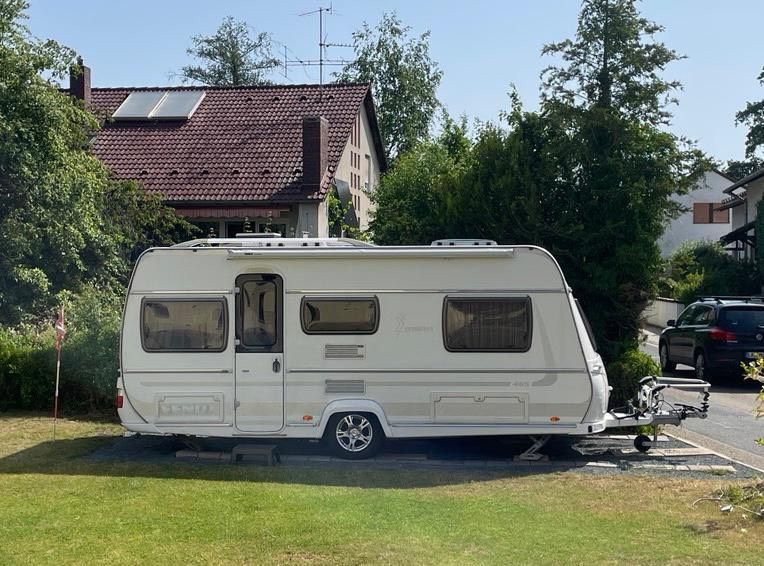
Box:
234 274 284 432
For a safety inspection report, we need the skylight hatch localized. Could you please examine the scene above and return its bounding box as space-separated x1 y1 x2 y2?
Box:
112 91 205 121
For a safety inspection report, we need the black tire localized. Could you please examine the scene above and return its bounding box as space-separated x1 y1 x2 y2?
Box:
634 434 652 453
324 412 384 460
695 351 710 383
659 342 676 373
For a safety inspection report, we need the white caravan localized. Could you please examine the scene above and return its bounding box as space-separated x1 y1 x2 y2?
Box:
117 236 710 459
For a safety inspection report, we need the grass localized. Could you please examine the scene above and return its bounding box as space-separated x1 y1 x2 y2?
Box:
0 415 763 565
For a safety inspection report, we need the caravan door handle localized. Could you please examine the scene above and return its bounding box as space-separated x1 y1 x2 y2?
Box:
272 358 281 373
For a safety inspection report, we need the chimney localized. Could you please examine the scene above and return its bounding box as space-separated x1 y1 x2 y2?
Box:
302 115 329 190
69 56 91 105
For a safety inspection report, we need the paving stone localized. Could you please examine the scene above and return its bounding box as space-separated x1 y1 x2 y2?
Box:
585 461 618 468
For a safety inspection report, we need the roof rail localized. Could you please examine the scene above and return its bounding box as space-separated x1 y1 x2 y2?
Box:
431 239 498 246
172 237 375 249
235 232 281 239
696 296 764 304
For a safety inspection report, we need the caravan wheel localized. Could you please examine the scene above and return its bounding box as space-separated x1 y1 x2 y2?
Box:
324 412 383 460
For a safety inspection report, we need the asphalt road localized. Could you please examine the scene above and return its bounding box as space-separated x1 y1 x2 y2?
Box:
640 327 764 471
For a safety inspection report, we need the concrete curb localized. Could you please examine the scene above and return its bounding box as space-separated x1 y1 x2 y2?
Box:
665 430 764 475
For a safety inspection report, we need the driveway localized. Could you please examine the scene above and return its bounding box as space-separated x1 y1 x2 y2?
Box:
641 326 764 470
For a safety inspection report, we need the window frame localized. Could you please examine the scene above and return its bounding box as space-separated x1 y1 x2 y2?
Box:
442 295 533 353
236 274 284 354
300 295 380 335
140 296 229 353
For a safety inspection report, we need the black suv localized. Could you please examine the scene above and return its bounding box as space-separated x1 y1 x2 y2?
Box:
659 297 764 382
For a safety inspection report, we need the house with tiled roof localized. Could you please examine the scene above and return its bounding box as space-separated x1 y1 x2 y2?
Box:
68 60 386 238
717 165 764 260
658 169 734 257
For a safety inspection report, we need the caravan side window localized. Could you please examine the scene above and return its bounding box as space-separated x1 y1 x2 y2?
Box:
443 296 531 352
301 296 379 334
141 298 227 352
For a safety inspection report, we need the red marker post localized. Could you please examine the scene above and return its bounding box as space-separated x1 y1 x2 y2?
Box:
53 307 66 440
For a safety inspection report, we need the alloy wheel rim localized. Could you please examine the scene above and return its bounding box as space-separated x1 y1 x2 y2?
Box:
336 415 373 452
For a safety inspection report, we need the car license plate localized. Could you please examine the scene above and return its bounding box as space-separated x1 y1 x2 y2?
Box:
745 352 762 359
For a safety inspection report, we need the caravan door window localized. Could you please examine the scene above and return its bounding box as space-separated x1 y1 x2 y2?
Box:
141 298 227 352
443 297 531 352
301 297 379 334
238 275 282 352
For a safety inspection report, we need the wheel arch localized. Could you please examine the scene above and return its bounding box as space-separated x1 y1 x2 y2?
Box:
317 399 392 438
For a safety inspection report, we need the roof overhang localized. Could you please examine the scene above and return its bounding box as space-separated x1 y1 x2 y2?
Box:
716 192 747 211
723 166 764 194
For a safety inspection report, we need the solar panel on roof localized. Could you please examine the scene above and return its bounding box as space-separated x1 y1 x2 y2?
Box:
150 91 206 120
112 91 167 120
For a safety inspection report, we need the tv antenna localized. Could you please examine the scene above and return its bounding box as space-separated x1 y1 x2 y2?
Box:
286 4 352 96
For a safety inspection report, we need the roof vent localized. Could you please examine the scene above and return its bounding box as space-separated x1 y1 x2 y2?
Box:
169 169 179 176
272 96 280 102
431 239 498 246
299 95 308 102
232 168 240 175
261 168 271 175
201 169 209 175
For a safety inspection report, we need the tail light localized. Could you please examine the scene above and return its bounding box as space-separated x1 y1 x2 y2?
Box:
709 327 737 342
116 394 124 409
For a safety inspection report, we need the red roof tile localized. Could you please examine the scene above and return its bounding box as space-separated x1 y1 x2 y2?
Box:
87 83 380 203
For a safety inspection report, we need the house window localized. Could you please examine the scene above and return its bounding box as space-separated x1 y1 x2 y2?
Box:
141 298 227 352
443 297 532 352
693 203 729 224
365 154 371 190
301 296 379 334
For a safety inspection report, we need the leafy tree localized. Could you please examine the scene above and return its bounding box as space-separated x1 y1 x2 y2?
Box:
725 157 763 181
0 0 196 325
0 0 113 324
736 66 764 158
657 241 760 306
181 16 280 86
337 12 442 159
541 0 682 125
370 116 471 243
372 0 707 363
326 186 366 240
536 0 706 359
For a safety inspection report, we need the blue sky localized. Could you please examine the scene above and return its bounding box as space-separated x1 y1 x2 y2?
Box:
27 0 764 162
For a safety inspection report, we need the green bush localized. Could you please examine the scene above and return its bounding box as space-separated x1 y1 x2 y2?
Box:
606 348 660 409
657 240 761 305
0 286 122 414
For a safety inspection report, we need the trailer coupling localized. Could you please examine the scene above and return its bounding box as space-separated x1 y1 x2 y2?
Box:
604 375 710 451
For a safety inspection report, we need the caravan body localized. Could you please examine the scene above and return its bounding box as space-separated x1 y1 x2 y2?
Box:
118 237 612 457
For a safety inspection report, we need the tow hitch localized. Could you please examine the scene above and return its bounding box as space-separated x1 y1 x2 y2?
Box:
605 375 710 452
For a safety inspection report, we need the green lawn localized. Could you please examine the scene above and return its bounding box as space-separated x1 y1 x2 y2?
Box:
0 415 761 565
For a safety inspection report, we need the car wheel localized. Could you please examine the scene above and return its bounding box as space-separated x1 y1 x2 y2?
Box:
324 412 383 460
694 351 709 382
659 342 676 373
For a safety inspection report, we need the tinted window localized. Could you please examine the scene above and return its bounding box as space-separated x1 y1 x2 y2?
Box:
676 306 698 327
240 279 278 348
301 297 379 334
142 299 227 352
692 306 714 325
443 297 531 352
719 307 764 333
